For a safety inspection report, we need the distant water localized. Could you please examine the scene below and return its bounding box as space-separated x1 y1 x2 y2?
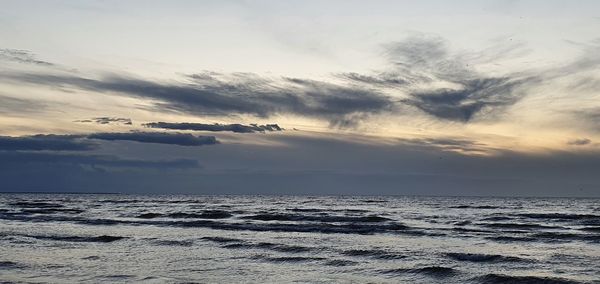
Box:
1 194 599 283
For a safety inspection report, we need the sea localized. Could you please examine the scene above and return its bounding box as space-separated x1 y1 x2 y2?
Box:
0 194 599 283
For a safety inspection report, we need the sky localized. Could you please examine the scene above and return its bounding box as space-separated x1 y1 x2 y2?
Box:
1 0 599 196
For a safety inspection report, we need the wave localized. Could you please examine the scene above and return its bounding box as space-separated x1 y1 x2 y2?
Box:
531 232 600 242
81 256 101 260
98 199 144 204
360 199 388 203
240 213 391 223
254 242 314 253
221 243 250 249
473 273 583 284
21 208 85 214
382 266 458 277
201 236 243 243
252 255 326 263
177 220 414 235
450 205 501 209
488 232 600 243
30 234 127 243
445 252 526 263
202 237 316 253
286 208 324 212
518 213 600 220
10 201 64 208
286 208 369 213
171 211 233 219
486 236 537 242
580 219 600 226
136 213 163 219
341 249 406 260
136 211 232 219
579 226 600 232
0 261 25 269
481 216 513 221
452 227 496 233
217 241 315 253
0 212 419 235
152 239 194 246
480 222 565 230
324 259 358 266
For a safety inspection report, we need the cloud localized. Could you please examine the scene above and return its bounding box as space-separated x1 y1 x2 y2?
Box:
403 137 492 154
1 36 597 126
0 134 97 151
0 132 219 151
568 138 592 146
573 108 600 132
0 151 199 169
402 77 525 122
87 132 218 146
2 72 394 127
352 35 536 122
0 48 54 66
1 131 600 196
0 95 49 115
75 117 132 125
144 122 282 133
338 72 408 88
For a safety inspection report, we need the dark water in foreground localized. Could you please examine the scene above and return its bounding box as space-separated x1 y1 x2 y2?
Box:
0 194 599 283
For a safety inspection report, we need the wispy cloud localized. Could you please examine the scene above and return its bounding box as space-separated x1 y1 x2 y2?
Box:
568 138 592 146
402 77 525 122
343 35 538 122
144 122 282 133
0 48 54 66
0 95 50 115
75 117 132 125
2 72 393 127
1 36 598 127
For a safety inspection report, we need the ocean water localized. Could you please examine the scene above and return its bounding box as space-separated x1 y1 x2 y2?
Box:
0 194 599 283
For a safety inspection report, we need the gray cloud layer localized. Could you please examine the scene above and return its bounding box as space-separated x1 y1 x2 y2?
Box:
88 132 218 146
0 132 205 174
2 133 598 196
0 134 96 151
0 48 54 66
0 151 199 169
144 122 282 133
0 132 219 151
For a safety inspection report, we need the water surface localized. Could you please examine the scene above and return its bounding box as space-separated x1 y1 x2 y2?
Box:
1 194 599 283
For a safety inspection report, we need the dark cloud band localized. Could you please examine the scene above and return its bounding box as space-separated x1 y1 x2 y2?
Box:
87 132 218 146
0 132 219 151
143 122 282 133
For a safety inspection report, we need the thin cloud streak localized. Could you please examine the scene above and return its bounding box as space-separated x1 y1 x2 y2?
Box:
144 122 282 133
75 117 133 125
0 132 219 150
0 48 54 66
88 132 218 146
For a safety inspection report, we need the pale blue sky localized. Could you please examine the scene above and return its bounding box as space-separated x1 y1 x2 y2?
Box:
1 0 598 76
